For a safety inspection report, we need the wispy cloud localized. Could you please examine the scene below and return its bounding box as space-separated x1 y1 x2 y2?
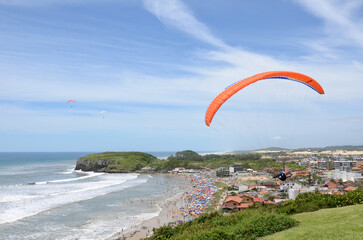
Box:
274 136 282 141
296 0 363 48
143 0 228 49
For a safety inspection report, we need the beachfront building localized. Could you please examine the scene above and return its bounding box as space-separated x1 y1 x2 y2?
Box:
298 161 309 167
325 181 338 189
293 169 311 178
223 196 243 210
238 184 248 191
279 182 302 192
328 170 363 182
333 160 358 171
288 187 315 200
262 181 275 188
229 164 243 173
141 167 156 173
344 186 357 192
223 194 276 211
317 160 334 170
171 167 185 174
216 168 230 177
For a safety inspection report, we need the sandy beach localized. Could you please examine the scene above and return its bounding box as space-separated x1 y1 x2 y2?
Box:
109 174 194 240
110 173 219 240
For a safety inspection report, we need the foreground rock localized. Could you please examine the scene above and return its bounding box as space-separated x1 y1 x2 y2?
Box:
75 152 157 173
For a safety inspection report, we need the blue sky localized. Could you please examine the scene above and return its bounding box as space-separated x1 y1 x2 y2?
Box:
0 0 362 152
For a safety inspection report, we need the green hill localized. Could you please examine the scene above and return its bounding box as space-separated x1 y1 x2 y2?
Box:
261 204 363 240
174 150 203 161
75 152 157 173
295 145 363 152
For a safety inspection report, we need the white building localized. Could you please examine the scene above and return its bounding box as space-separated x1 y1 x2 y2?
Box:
288 187 315 200
330 170 362 182
280 182 302 192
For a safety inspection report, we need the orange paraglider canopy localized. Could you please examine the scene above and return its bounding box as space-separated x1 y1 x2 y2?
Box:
205 71 324 126
67 100 76 103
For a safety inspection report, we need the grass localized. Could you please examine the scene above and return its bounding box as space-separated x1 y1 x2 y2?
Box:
205 181 227 213
151 209 298 240
260 204 363 240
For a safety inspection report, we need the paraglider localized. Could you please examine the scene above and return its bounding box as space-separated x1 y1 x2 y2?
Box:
67 100 76 108
205 71 325 127
273 171 291 181
100 111 106 119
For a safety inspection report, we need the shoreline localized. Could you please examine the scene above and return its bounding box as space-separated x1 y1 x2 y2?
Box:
110 172 220 240
110 174 195 240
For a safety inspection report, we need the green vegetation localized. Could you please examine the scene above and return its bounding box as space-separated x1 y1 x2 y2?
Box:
75 152 158 172
261 204 363 240
205 181 227 213
162 152 276 171
75 150 306 173
151 210 298 240
275 189 363 215
174 150 203 161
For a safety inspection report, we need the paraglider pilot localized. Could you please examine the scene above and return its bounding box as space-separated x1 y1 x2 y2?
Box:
273 172 291 181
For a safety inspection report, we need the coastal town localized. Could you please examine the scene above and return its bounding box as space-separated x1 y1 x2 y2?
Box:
126 149 363 239
176 151 363 211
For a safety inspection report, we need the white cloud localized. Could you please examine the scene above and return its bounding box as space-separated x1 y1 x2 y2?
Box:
143 0 228 49
274 136 282 141
296 0 363 48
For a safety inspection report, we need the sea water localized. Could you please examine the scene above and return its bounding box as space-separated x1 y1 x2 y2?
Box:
0 152 185 239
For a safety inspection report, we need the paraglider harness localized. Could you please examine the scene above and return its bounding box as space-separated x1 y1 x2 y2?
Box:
274 172 287 181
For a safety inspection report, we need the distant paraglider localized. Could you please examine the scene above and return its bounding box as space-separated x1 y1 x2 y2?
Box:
67 99 76 108
205 71 325 127
100 111 106 119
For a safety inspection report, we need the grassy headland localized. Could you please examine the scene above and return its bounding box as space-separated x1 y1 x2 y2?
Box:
74 150 305 173
75 152 159 173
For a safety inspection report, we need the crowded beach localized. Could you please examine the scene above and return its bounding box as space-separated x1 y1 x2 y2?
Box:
114 172 222 240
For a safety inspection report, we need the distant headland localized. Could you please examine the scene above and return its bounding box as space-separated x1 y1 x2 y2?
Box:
74 145 363 173
74 152 158 173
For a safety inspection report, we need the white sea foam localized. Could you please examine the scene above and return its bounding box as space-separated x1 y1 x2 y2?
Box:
0 173 144 224
59 168 75 174
0 195 37 203
58 210 161 240
40 172 104 184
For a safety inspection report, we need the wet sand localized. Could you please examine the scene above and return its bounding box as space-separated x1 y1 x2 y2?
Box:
110 175 194 240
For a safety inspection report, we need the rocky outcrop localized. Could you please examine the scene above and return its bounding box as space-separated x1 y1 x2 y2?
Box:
75 158 127 172
74 152 157 173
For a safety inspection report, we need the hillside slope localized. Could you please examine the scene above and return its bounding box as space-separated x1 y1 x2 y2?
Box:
261 204 363 240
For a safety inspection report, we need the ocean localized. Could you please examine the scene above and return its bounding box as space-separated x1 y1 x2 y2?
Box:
0 152 186 240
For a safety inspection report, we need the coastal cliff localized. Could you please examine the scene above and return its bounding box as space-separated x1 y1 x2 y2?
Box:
75 152 157 173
